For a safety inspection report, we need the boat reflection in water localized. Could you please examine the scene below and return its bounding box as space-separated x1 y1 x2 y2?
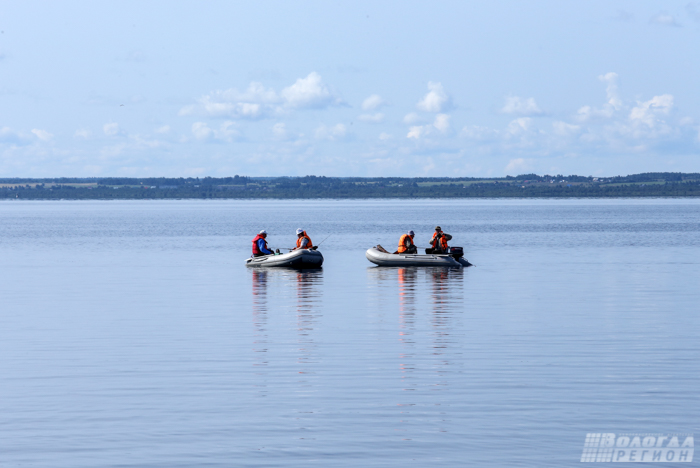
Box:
366 266 466 396
292 269 323 375
397 268 418 345
251 269 270 369
249 267 324 377
366 266 465 335
427 267 464 361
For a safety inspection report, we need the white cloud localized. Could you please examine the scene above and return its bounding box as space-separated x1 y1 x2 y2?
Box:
460 125 500 141
178 105 195 116
227 82 278 104
651 13 681 26
501 96 544 116
575 72 621 122
315 123 347 141
155 125 170 134
407 114 451 139
559 79 680 147
31 129 53 141
126 134 166 150
196 82 275 119
505 158 532 174
403 112 422 125
506 117 533 136
362 94 387 111
281 72 341 109
378 132 393 141
433 114 450 133
192 121 238 141
358 112 385 123
103 122 121 136
552 121 581 136
416 82 451 113
217 121 239 141
181 72 341 119
599 72 622 110
576 104 612 121
407 125 429 139
74 129 90 139
192 122 213 140
444 74 693 164
272 123 288 140
629 94 673 128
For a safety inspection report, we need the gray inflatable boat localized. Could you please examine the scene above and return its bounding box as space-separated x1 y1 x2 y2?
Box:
365 245 472 268
245 248 324 269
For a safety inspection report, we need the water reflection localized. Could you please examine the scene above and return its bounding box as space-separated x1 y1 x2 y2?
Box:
397 268 418 345
251 269 269 367
426 268 464 406
249 267 324 378
428 268 464 353
293 269 323 376
367 266 467 398
366 266 465 334
397 268 419 393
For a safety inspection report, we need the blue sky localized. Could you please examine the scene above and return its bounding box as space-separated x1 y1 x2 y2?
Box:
1 1 699 177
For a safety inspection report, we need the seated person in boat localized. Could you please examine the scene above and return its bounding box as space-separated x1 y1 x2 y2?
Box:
396 230 417 254
252 230 275 257
292 228 313 250
426 226 452 254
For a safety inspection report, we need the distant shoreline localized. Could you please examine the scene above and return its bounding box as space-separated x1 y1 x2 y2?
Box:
2 172 699 199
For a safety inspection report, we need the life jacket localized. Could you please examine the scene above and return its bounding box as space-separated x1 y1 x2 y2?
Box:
397 234 414 253
431 232 449 251
296 231 313 249
252 234 268 255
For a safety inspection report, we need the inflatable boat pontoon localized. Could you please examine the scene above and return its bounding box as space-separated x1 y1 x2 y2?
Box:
245 248 324 269
365 246 472 268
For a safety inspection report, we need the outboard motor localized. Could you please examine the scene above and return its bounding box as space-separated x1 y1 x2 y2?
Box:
448 246 464 259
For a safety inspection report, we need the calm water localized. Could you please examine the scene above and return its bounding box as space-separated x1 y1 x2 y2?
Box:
0 199 699 467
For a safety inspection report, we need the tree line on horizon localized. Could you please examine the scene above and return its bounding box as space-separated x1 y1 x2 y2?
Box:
1 172 699 199
2 172 700 186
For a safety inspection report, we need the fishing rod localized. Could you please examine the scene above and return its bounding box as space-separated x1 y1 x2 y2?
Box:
315 234 331 247
280 234 330 251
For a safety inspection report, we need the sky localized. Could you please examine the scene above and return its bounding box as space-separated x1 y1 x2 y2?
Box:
1 0 699 178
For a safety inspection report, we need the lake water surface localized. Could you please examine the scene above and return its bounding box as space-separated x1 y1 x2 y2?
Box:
1 199 699 467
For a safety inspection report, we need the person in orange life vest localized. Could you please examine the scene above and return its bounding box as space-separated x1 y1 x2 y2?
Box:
252 230 275 257
292 228 313 250
428 226 452 254
397 230 417 254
